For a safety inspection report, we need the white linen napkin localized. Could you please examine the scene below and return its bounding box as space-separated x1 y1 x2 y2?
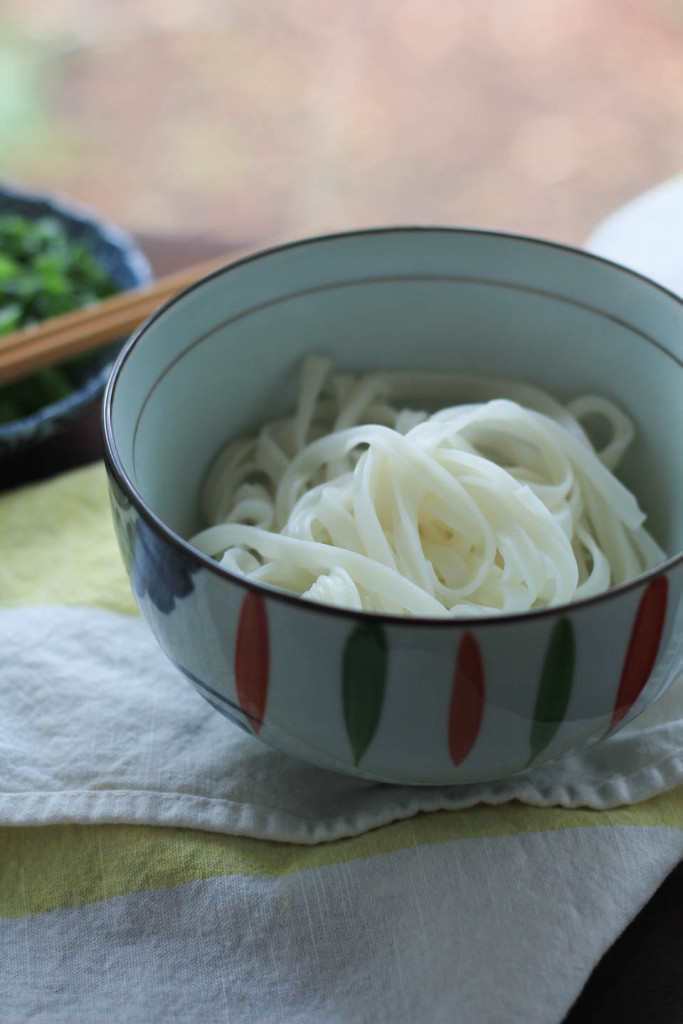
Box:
2 604 682 842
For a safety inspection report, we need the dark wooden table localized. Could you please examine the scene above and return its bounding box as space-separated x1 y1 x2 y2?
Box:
1 232 250 492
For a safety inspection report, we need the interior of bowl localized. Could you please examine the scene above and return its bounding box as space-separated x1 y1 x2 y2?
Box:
106 228 683 567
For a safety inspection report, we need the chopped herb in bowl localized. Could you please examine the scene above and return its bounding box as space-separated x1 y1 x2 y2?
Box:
0 214 121 423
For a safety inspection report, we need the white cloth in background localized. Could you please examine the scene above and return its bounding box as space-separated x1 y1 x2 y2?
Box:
586 174 683 296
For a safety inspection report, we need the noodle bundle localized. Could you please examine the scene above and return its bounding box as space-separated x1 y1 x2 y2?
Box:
190 357 664 617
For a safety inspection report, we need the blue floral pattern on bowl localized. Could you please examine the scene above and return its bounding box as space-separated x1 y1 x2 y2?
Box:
108 470 201 615
132 518 202 615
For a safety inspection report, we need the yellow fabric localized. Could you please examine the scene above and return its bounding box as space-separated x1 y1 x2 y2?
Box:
3 790 682 919
0 463 137 615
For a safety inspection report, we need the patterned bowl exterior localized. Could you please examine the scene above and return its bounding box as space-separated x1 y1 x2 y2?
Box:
0 182 152 455
103 228 683 785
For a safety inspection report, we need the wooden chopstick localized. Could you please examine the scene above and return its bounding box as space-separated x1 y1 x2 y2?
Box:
0 245 257 385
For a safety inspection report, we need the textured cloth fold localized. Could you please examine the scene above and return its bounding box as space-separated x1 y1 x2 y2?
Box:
2 602 683 841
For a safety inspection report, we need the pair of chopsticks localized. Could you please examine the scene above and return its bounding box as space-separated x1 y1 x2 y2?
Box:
0 246 255 385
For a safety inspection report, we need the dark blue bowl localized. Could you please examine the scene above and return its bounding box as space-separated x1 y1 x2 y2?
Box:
0 182 152 455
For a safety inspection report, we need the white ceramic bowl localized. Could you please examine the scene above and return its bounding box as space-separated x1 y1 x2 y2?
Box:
103 229 683 785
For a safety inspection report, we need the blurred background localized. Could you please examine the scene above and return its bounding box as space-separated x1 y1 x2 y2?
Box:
1 0 683 249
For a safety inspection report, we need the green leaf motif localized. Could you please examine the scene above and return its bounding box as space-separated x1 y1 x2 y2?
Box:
529 618 575 765
342 623 388 766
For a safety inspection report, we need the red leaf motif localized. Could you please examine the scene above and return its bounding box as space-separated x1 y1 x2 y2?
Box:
448 632 485 765
609 576 668 733
234 593 269 734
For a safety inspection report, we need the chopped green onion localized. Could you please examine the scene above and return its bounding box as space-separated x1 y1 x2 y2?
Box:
0 213 121 422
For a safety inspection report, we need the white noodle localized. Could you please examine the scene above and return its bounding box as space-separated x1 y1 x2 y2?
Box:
190 358 665 617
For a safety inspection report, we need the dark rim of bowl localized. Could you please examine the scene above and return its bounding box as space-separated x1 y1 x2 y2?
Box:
102 225 683 629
